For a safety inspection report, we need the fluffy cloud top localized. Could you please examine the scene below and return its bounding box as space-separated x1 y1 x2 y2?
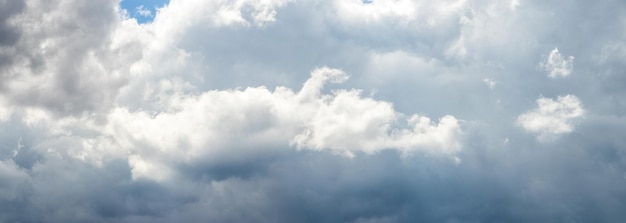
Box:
108 67 462 181
517 95 584 140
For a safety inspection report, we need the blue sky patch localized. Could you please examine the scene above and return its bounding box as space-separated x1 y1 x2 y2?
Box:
120 0 169 23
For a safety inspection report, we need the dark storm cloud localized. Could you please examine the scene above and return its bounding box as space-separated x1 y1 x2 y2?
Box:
0 0 24 46
0 156 197 223
0 0 25 76
3 145 626 223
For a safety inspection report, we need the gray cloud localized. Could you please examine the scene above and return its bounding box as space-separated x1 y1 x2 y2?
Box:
0 0 24 46
0 0 25 76
3 145 626 222
0 0 142 116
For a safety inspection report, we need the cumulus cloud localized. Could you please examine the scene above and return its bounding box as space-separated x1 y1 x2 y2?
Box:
517 95 584 140
540 48 575 78
108 67 462 181
293 68 461 155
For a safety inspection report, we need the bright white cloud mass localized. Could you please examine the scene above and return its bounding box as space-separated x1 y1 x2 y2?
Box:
1 0 626 222
517 95 584 140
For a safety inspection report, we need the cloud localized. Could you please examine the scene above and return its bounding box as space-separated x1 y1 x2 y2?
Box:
135 5 153 18
106 67 462 181
1 0 626 222
150 0 291 29
0 160 29 200
0 0 25 47
517 95 584 140
0 0 136 116
540 48 575 78
483 78 496 89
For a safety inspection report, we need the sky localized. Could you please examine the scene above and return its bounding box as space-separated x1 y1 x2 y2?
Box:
0 0 626 222
120 0 169 23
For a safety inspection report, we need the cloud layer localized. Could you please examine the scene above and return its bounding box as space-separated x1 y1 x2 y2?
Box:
1 0 626 222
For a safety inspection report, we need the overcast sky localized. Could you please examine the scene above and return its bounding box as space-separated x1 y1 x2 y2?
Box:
1 0 626 222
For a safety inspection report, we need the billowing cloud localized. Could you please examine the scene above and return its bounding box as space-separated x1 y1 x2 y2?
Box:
517 95 584 140
105 67 461 181
0 0 134 116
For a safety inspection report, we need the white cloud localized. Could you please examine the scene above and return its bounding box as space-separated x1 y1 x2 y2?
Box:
510 0 520 10
334 0 418 23
135 5 153 17
105 67 462 181
540 48 574 78
150 0 291 30
517 95 584 140
293 69 461 155
333 0 468 26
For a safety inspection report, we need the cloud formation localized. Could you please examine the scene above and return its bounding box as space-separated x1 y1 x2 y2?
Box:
540 48 575 78
517 95 584 140
107 67 462 181
1 0 626 222
135 5 153 18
